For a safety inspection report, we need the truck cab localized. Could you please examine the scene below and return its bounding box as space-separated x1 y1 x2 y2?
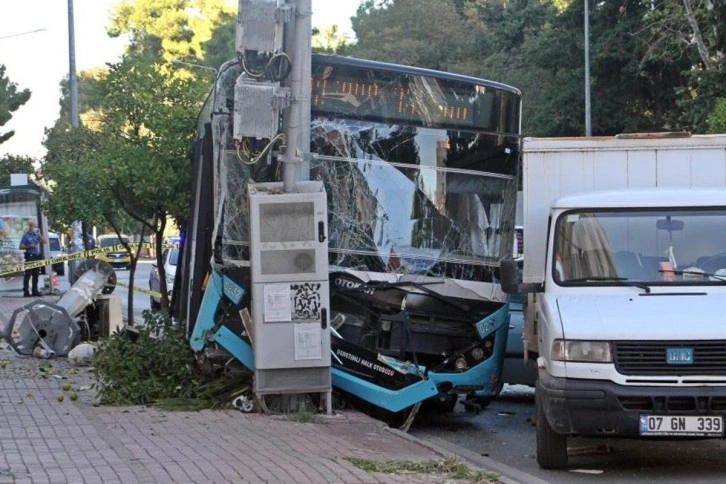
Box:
503 188 726 468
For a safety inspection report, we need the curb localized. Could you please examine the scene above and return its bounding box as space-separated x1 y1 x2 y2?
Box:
385 427 552 484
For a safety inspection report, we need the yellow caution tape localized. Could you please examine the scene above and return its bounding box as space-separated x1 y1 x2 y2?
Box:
0 243 179 278
115 280 163 298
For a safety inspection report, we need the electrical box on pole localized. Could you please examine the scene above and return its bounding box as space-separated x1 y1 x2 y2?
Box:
233 0 292 143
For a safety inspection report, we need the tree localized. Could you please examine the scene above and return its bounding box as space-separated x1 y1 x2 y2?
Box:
638 0 726 132
109 0 236 62
200 10 237 68
312 25 352 54
42 54 209 319
0 154 35 186
0 65 31 146
707 98 726 133
349 0 475 71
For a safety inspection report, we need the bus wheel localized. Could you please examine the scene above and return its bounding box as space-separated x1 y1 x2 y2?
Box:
536 392 568 469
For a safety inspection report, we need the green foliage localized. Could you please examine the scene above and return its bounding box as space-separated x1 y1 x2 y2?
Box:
0 64 31 146
346 457 498 483
43 52 209 314
349 0 475 71
92 310 253 408
0 154 36 186
312 25 352 54
347 0 725 136
707 98 726 134
109 0 236 62
199 10 237 69
92 311 200 405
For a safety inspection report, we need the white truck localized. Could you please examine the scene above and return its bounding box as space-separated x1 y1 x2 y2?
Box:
501 133 726 469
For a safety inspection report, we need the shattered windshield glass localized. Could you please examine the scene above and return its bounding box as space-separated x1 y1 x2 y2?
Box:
310 119 517 280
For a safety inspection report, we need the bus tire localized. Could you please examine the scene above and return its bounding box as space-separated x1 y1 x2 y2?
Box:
536 391 568 469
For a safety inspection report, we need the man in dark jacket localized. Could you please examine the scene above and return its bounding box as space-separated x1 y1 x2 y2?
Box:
19 220 45 297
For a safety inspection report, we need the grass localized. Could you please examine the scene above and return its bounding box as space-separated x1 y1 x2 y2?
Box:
347 457 499 483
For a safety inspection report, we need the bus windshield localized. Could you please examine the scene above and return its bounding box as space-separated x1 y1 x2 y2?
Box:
311 121 516 278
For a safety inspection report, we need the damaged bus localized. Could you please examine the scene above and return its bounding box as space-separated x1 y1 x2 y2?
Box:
177 54 522 423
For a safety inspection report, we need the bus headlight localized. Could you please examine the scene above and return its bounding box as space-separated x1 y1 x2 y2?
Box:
470 347 485 361
551 340 612 363
454 357 468 370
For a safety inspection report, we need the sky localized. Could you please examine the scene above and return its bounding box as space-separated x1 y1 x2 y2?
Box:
0 0 361 160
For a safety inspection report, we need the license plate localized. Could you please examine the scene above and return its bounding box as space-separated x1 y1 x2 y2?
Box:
639 415 724 437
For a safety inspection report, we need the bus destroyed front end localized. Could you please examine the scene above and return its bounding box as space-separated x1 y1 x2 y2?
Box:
331 271 510 412
311 124 516 412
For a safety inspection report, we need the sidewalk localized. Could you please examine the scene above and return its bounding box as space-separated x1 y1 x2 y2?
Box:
0 293 505 484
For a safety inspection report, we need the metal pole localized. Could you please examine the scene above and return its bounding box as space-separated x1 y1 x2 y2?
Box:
584 0 592 136
68 0 79 128
68 0 82 275
282 0 312 192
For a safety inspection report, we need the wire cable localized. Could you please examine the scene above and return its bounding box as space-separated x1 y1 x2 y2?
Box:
236 133 286 165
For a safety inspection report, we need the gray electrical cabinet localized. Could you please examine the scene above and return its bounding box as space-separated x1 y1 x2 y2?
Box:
248 181 331 400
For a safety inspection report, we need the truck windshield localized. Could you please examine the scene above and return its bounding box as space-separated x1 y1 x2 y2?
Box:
553 208 726 285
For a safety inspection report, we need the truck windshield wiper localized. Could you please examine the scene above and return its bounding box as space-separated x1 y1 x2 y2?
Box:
666 269 726 283
565 276 652 293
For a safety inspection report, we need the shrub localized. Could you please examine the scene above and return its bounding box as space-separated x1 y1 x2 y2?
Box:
91 311 205 405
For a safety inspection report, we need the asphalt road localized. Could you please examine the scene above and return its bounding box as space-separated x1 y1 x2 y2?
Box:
411 384 726 483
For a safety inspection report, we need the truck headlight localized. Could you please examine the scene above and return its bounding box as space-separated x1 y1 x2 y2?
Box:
551 340 612 363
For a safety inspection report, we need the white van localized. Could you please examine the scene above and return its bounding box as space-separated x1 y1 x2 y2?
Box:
47 232 64 276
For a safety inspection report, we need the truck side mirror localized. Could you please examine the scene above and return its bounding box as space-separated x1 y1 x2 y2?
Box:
501 258 544 294
501 259 522 294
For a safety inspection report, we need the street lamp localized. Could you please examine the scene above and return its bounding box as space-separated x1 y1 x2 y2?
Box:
170 59 217 75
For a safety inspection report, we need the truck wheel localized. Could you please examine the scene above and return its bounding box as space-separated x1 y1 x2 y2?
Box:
536 393 568 469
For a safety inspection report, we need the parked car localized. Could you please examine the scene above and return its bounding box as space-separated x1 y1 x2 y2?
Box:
47 232 64 276
149 248 178 310
96 234 131 269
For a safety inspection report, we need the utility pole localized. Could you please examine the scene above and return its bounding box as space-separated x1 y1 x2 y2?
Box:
67 0 86 272
282 0 312 192
68 0 79 128
584 0 592 136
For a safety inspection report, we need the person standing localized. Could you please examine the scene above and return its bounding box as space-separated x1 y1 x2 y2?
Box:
19 220 45 297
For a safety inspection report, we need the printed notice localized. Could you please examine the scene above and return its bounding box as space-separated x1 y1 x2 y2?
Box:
294 323 322 360
263 284 292 322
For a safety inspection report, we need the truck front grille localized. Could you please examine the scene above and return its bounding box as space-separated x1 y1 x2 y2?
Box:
618 395 726 412
613 340 726 376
